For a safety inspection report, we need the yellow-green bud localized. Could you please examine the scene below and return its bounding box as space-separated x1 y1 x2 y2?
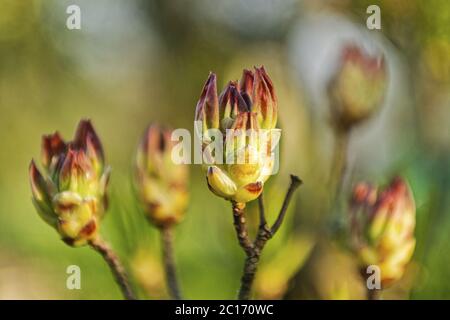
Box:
195 67 280 204
328 45 387 131
135 124 189 228
29 120 110 247
349 177 416 287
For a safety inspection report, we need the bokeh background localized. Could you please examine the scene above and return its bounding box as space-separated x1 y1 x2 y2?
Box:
0 0 449 299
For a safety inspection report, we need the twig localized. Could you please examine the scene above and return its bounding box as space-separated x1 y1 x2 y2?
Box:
238 252 260 300
89 237 136 300
255 194 272 251
161 226 182 300
232 202 254 257
258 192 267 227
270 175 303 236
232 201 257 300
233 175 302 300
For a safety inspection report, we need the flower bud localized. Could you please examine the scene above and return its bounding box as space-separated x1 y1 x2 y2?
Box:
135 124 189 227
252 66 277 130
239 69 254 98
29 120 110 247
218 81 248 131
328 45 387 130
41 132 66 173
195 72 219 141
195 67 280 204
349 177 416 287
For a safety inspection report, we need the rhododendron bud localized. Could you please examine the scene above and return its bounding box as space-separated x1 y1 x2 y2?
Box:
195 66 280 205
349 177 416 287
329 45 387 130
195 72 219 142
252 66 277 130
29 120 110 247
135 124 189 227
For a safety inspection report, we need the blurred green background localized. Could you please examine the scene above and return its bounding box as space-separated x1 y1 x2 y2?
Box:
0 0 449 299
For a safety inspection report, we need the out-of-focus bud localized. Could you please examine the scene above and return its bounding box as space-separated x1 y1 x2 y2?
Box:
195 67 280 205
349 177 416 287
131 248 167 299
135 124 189 227
29 120 110 247
328 45 387 131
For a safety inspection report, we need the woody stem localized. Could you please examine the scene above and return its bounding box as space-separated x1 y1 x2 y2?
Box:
161 226 182 300
233 175 301 300
270 175 303 235
232 202 256 300
89 237 136 300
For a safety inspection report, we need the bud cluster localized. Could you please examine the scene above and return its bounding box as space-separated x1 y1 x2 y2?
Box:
29 120 110 246
195 66 279 204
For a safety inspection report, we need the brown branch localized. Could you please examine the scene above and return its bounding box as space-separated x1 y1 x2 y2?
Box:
233 175 302 300
232 202 254 256
270 175 303 236
254 193 272 253
258 192 267 227
89 237 136 300
238 252 260 300
161 226 182 300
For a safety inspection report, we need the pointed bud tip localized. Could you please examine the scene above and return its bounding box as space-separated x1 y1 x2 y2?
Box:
208 71 216 79
385 176 412 204
29 159 39 177
195 72 219 128
41 132 67 168
73 119 104 161
143 123 170 154
29 159 50 202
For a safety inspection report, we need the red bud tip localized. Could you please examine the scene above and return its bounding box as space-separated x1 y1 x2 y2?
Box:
73 119 104 161
239 69 254 97
195 73 219 129
41 132 67 170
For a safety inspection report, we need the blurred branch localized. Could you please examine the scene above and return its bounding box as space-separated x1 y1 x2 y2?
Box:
89 237 136 300
160 226 182 300
329 130 350 203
